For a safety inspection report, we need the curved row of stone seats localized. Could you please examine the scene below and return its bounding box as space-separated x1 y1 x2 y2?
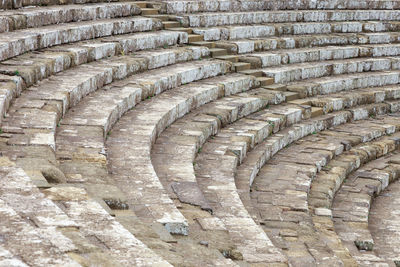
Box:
158 0 400 14
0 30 188 124
193 21 400 41
0 2 141 33
0 158 172 266
152 73 400 264
239 44 400 69
0 16 162 62
1 49 234 266
216 32 400 55
369 162 400 265
179 10 400 28
277 70 400 98
328 149 400 265
11 56 244 265
244 116 400 265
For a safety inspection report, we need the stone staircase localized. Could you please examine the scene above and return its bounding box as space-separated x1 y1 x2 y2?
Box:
3 0 400 266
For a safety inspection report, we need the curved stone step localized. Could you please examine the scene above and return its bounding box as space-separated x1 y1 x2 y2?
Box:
369 163 400 265
0 16 161 62
0 2 141 33
193 21 400 41
216 32 400 54
159 0 400 14
180 10 400 28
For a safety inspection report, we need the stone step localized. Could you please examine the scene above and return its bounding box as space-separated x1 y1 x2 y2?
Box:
146 14 170 21
257 77 274 86
192 21 400 41
159 0 400 14
214 55 239 63
0 16 162 62
238 69 264 77
188 34 204 43
209 48 227 57
168 27 193 33
216 32 400 54
232 62 250 72
179 10 400 28
133 1 148 8
162 21 181 29
0 58 230 266
234 95 400 198
0 2 141 33
141 7 159 15
189 41 215 48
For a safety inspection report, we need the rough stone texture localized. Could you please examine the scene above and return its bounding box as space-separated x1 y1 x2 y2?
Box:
5 1 400 266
